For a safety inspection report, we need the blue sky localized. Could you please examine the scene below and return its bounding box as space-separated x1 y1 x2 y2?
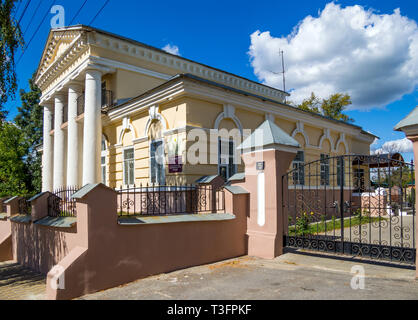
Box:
6 0 418 160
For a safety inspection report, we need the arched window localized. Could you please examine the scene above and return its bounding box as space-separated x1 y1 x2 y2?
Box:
148 120 165 185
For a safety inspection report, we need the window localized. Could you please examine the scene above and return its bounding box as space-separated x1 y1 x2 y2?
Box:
123 147 135 186
292 151 305 185
101 138 107 185
320 154 330 186
354 168 365 192
101 156 106 185
218 139 236 180
150 140 165 185
337 157 345 187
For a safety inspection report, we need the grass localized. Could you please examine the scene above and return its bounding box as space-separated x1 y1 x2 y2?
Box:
289 215 386 236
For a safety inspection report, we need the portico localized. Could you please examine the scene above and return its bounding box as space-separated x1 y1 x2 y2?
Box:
41 64 112 192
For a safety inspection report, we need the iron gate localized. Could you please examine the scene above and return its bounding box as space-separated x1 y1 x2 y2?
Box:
282 154 416 264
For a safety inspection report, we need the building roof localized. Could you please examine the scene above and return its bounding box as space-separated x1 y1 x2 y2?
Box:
38 25 288 99
238 119 300 150
394 106 418 131
108 73 377 139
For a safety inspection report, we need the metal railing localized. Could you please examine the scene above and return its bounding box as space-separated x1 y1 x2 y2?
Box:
47 186 80 218
18 197 32 215
77 90 114 116
117 184 225 216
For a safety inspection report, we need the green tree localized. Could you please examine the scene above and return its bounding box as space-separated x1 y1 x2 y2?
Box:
14 74 43 194
321 93 354 123
296 92 321 114
0 121 28 196
296 92 354 123
0 0 24 118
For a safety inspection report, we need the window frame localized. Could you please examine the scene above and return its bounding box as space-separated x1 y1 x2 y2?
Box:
292 151 305 186
218 138 237 180
336 157 345 187
320 154 330 186
149 138 166 185
123 146 135 187
101 136 108 186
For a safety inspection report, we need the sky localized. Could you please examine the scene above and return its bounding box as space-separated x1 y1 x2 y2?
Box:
5 0 418 161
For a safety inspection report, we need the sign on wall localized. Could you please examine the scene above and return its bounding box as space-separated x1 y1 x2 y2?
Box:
168 155 183 173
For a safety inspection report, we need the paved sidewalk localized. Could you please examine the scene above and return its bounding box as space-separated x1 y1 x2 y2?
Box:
80 252 418 300
0 261 46 300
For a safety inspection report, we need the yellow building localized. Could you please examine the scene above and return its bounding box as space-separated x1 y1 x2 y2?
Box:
35 25 376 191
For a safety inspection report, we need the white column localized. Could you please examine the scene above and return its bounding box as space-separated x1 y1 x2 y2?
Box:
53 94 66 190
42 104 53 192
67 84 82 187
82 69 102 185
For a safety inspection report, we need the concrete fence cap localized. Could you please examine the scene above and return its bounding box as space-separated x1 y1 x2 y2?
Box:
4 196 19 204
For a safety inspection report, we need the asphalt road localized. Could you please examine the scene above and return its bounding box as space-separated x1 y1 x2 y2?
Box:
79 252 418 300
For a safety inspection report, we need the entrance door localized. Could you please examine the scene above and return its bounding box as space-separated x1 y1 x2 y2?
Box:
150 140 165 185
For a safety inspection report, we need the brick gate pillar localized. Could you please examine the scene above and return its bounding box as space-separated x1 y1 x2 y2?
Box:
237 120 300 259
394 107 418 278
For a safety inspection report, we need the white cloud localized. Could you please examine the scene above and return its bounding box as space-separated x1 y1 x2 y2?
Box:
372 138 413 154
249 2 418 110
162 44 180 56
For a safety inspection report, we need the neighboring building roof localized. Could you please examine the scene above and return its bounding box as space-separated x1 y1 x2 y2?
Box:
394 106 418 131
238 119 300 150
353 153 406 168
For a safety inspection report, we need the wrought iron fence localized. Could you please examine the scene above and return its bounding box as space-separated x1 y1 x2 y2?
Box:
18 197 32 215
283 154 416 264
47 186 80 218
117 184 225 216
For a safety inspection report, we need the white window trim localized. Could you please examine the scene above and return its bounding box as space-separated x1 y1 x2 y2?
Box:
149 138 166 185
123 146 135 187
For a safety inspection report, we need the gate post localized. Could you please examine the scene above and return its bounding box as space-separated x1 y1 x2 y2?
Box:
238 120 300 259
394 108 418 278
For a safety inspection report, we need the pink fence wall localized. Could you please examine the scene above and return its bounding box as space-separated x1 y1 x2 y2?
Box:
1 184 247 300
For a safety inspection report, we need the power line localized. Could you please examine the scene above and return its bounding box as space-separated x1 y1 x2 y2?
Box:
17 0 31 24
13 0 23 20
22 0 43 37
16 0 57 66
68 0 89 26
89 0 110 26
54 0 89 44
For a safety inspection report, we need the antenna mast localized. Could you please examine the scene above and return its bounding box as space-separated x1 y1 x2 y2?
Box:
280 49 286 93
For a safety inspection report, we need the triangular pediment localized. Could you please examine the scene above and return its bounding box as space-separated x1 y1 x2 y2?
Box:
36 26 86 80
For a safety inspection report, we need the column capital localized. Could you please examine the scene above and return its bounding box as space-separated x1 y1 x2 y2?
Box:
54 92 67 100
41 102 54 109
67 81 83 92
85 61 115 75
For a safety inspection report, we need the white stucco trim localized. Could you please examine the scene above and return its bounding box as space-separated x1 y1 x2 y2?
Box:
319 128 334 152
291 121 310 147
335 133 349 154
214 104 243 135
144 105 168 136
118 116 137 145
